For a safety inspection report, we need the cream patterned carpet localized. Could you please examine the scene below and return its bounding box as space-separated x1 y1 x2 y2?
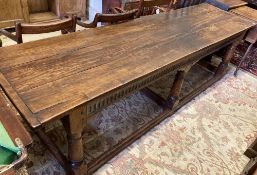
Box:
1 30 257 175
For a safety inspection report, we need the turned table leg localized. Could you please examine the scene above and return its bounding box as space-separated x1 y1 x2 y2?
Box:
216 41 240 76
165 67 190 109
61 108 86 175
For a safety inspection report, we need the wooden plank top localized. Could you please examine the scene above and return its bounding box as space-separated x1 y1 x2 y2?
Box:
231 6 257 22
0 3 254 128
231 6 257 43
206 0 248 10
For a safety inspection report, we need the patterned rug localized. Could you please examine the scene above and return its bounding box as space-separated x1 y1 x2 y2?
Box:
231 42 257 76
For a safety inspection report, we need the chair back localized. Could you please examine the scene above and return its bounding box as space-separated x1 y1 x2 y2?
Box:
77 10 137 28
136 0 174 17
15 15 77 44
98 9 137 23
124 1 141 11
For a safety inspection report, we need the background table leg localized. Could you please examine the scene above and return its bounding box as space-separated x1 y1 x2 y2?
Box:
61 108 86 175
216 41 240 76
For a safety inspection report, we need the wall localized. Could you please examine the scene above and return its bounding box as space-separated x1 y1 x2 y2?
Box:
88 0 102 21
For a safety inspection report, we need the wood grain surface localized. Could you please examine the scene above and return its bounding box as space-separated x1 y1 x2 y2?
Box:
28 0 49 13
231 5 257 21
231 6 257 43
0 0 29 28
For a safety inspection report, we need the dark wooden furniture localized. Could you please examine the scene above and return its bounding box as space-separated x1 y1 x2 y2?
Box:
245 138 257 159
244 0 257 7
0 0 29 29
0 3 254 175
230 6 257 75
0 15 77 44
242 158 257 175
111 0 173 17
136 0 173 17
174 0 205 8
206 0 248 10
206 1 257 76
27 0 86 23
110 1 140 14
124 1 141 10
103 0 122 13
0 0 86 29
55 0 87 18
77 10 137 28
0 88 32 174
111 0 205 15
241 138 257 175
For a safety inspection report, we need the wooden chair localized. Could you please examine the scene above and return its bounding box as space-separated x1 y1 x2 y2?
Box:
111 1 140 12
77 10 138 28
112 0 204 16
111 0 174 17
0 15 77 44
136 0 174 18
124 1 141 11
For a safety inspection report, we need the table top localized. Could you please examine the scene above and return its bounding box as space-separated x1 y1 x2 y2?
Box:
231 6 257 43
206 0 248 10
231 6 257 21
0 3 254 128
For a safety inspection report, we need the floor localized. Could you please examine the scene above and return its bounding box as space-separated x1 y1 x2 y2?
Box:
0 29 257 175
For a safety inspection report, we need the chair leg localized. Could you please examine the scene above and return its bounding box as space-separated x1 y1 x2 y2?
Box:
0 38 2 47
234 43 254 77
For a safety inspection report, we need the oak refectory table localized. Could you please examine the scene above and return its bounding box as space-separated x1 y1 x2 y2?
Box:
0 3 255 175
